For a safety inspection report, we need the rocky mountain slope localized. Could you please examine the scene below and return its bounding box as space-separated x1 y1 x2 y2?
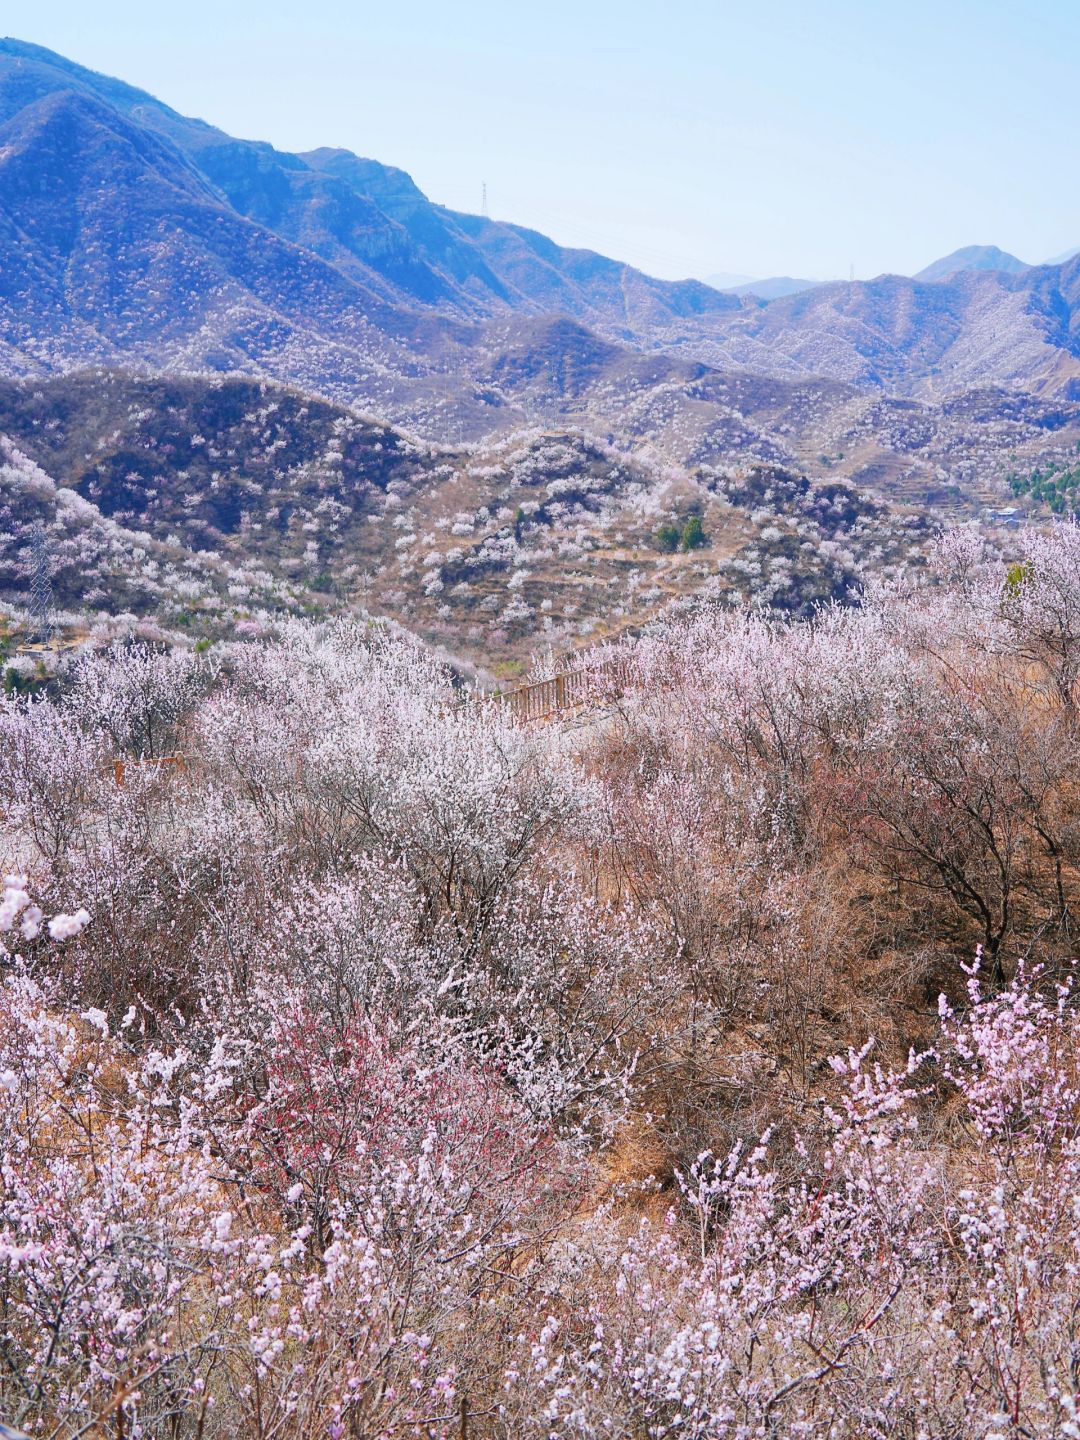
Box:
661 263 1080 398
3 36 1080 415
0 39 739 342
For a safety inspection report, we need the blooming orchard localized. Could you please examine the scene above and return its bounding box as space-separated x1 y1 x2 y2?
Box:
3 529 1080 1437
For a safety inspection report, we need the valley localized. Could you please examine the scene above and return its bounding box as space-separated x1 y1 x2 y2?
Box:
1 37 1079 675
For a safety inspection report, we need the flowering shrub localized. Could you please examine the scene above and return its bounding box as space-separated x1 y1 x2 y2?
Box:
2 530 1080 1435
0 974 554 1437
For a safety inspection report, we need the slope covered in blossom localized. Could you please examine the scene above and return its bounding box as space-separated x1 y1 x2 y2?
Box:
0 431 337 653
12 369 1079 669
4 530 1080 1436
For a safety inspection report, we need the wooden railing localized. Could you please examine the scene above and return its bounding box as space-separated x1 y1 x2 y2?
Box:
111 755 186 786
504 657 633 723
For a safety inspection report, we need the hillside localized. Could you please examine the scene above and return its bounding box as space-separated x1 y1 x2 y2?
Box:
457 319 1080 508
0 432 316 646
0 38 741 342
0 373 460 648
0 371 955 670
668 263 1080 398
4 533 1080 1436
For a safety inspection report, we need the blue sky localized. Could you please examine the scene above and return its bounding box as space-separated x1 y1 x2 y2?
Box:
6 1 1080 282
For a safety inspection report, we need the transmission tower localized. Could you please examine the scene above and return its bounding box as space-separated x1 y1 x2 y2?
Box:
27 520 54 646
481 181 489 219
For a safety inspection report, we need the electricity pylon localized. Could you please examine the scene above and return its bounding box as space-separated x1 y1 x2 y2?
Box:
27 520 54 645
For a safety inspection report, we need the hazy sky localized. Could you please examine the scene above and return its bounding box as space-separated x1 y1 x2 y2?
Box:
6 1 1080 282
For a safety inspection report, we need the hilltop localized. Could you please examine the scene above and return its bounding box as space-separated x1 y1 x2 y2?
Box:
914 243 1031 282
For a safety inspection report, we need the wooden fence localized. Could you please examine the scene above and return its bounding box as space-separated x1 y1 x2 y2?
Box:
111 755 186 786
504 657 633 723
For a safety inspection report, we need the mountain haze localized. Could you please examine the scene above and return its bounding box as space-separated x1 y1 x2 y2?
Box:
721 277 825 300
703 270 756 290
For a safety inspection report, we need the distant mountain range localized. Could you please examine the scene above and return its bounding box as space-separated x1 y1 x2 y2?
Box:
0 38 740 348
4 37 1080 657
1 34 1080 430
702 271 756 290
707 245 1080 302
703 272 825 301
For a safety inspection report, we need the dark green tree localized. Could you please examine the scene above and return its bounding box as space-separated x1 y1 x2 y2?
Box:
680 514 705 551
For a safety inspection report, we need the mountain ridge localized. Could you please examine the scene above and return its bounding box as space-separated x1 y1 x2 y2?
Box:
0 37 743 339
721 276 824 301
1 36 1080 415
